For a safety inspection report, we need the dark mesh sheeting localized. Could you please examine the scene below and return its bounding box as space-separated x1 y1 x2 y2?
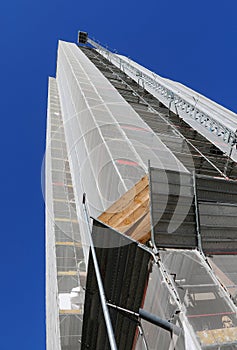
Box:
150 167 198 249
197 175 237 254
81 219 151 350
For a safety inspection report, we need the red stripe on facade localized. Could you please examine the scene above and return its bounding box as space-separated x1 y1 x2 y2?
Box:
116 159 139 166
121 125 150 132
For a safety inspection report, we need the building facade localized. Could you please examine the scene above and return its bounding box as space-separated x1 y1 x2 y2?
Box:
45 36 237 349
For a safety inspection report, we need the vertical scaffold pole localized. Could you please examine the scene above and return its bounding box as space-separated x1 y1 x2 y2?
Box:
82 194 118 350
192 171 202 252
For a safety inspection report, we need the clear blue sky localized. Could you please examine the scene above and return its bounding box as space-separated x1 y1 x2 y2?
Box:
0 0 236 349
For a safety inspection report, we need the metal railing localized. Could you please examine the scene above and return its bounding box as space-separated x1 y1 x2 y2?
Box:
88 38 237 152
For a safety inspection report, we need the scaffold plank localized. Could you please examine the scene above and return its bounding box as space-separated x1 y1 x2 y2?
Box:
98 175 150 243
197 326 237 346
55 218 78 223
56 241 81 247
57 271 77 276
59 309 83 315
98 175 148 223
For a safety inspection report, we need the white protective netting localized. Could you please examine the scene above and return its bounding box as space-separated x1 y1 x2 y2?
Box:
56 41 188 260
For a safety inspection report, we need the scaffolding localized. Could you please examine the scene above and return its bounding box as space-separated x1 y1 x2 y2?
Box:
45 36 237 350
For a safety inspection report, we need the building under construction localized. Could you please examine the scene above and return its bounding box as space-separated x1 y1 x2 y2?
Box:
45 32 237 349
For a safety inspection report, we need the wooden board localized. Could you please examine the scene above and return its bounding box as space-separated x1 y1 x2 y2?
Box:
59 309 83 315
197 326 237 346
56 241 81 247
98 175 151 243
57 271 77 276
